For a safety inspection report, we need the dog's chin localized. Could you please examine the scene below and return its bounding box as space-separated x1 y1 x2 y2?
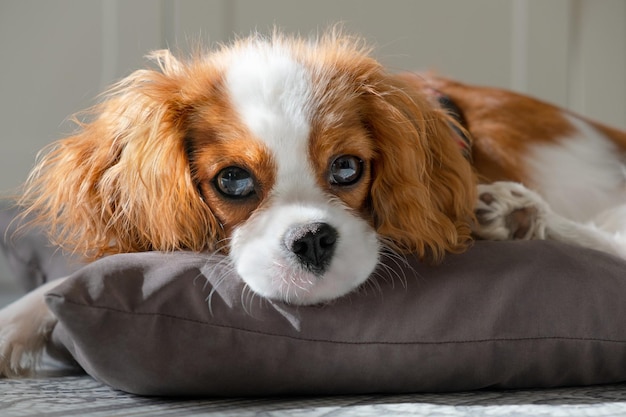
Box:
230 206 380 305
240 261 378 305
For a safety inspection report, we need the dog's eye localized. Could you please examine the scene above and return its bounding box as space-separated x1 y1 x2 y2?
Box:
214 166 255 198
329 155 363 186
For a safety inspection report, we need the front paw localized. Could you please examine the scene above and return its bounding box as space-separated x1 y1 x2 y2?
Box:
0 297 57 377
0 323 39 377
472 182 549 241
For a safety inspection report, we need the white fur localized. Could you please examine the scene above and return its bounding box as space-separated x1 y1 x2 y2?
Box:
474 114 626 258
225 43 380 304
525 115 626 222
0 278 65 377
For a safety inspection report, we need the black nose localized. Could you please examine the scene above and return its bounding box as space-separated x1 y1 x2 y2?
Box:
284 222 338 275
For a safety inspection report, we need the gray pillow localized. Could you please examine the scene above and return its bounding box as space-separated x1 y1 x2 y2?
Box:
45 240 626 397
0 203 82 291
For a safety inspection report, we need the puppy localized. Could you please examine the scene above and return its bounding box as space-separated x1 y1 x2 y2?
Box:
1 31 625 377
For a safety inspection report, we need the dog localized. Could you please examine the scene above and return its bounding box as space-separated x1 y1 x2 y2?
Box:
1 31 625 377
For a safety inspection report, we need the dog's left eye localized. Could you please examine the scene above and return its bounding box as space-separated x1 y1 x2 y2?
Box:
329 155 363 186
214 166 255 198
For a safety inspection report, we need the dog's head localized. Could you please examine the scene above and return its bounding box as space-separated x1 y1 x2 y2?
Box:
21 32 475 304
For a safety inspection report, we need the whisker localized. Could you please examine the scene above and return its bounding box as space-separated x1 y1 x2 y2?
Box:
366 273 383 295
201 255 236 316
376 260 406 290
240 284 255 316
378 242 418 288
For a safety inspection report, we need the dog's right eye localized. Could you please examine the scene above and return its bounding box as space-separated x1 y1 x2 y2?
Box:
214 166 255 199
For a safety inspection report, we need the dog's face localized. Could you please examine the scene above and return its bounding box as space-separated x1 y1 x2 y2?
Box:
186 41 381 304
22 33 476 305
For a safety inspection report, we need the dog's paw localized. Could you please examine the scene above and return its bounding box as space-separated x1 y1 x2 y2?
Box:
472 182 549 241
0 324 40 377
0 293 57 377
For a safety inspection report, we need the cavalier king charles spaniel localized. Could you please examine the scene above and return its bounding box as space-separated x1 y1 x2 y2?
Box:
1 31 626 376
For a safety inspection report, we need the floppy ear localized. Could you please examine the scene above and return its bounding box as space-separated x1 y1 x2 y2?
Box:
19 51 221 259
365 74 476 262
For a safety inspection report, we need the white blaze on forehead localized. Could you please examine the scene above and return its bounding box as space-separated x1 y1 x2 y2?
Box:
225 42 319 196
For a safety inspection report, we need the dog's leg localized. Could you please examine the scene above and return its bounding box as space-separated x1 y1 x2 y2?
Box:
0 277 65 377
473 181 626 259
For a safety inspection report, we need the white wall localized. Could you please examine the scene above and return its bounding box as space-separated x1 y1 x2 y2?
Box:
0 0 625 292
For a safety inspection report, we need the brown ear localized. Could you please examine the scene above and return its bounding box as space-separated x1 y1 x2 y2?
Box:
20 51 220 259
365 74 476 261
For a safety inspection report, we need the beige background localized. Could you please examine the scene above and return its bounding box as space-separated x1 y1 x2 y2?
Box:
0 0 625 292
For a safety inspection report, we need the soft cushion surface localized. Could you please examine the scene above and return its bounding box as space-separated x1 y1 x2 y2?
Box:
45 241 626 397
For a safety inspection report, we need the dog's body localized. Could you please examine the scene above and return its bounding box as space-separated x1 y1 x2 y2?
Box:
417 74 626 259
2 32 626 377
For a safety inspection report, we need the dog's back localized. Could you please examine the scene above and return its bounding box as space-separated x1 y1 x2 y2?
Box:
407 74 626 225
